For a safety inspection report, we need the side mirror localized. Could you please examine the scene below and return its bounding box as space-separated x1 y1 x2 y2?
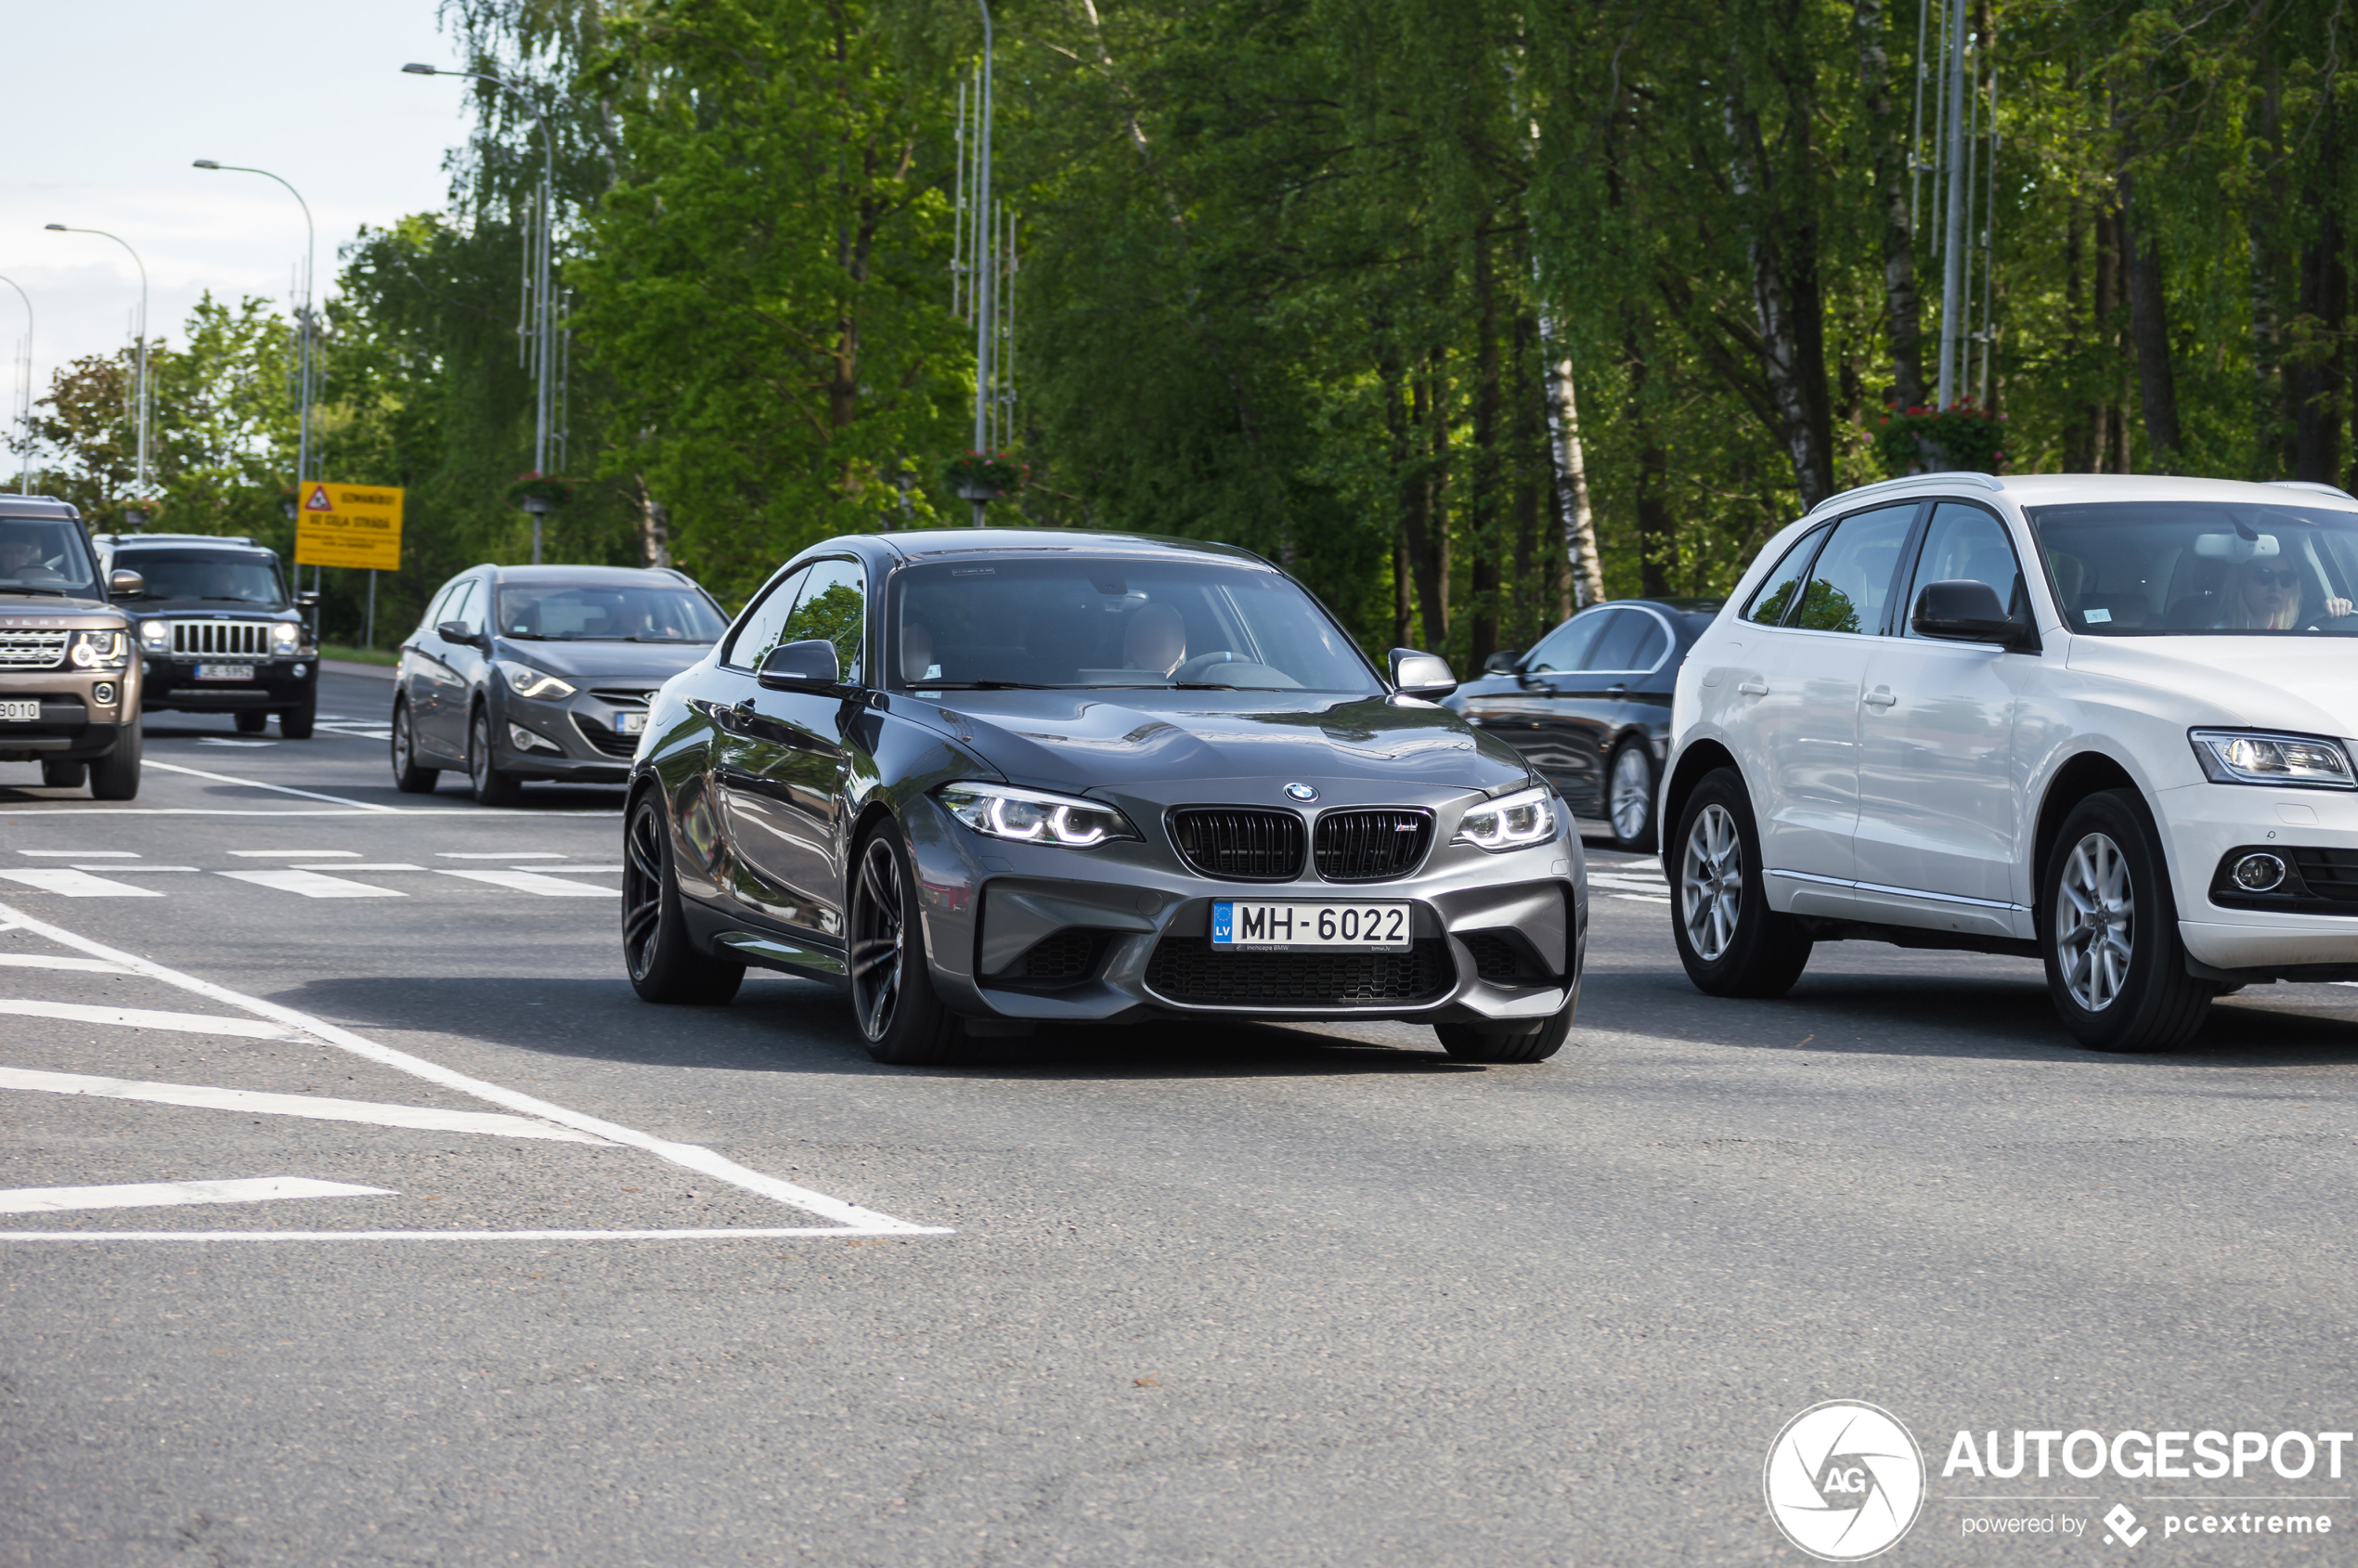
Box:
1481 648 1521 675
1911 580 2034 650
1389 647 1458 701
297 590 320 608
758 638 843 693
107 569 145 597
436 619 483 649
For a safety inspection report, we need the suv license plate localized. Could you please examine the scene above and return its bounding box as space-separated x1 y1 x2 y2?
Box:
0 699 38 722
195 664 256 681
1211 900 1410 951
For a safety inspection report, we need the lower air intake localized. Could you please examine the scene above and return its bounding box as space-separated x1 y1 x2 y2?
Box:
1144 937 1452 1006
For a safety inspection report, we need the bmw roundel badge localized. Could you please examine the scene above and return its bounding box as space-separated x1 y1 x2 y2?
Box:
1284 783 1319 802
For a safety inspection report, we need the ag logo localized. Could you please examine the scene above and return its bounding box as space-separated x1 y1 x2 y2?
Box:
1764 1400 1925 1561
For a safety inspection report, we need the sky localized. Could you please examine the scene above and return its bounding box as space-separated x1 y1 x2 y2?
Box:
2 1 473 454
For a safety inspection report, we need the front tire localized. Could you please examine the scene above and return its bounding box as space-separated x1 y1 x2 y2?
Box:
1667 768 1812 998
1607 740 1658 852
87 724 141 801
278 702 315 740
1436 991 1578 1064
235 709 267 734
848 824 967 1066
390 701 439 793
622 790 745 1004
2041 789 2212 1052
467 706 524 807
40 758 86 788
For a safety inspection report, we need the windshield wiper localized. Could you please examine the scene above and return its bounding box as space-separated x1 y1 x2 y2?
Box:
500 631 551 639
628 635 698 642
195 596 268 604
1170 681 1241 691
911 680 1055 690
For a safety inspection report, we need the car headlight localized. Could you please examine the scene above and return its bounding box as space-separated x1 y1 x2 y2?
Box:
937 781 1139 848
270 622 301 655
68 630 129 670
504 664 577 700
2189 729 2356 790
1454 784 1559 850
137 620 169 653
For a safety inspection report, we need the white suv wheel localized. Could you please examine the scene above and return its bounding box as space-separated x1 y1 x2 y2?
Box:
2055 830 2134 1013
1680 802 1743 962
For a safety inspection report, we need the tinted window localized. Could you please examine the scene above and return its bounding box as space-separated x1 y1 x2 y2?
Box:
777 560 865 682
1906 503 2025 636
1743 525 1827 627
2028 499 2358 634
1795 505 1918 634
116 551 285 606
725 567 809 668
1523 609 1611 674
444 579 483 637
1583 610 1648 671
496 580 724 642
0 516 98 597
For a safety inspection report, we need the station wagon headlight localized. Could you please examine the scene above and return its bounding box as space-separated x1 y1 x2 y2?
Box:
504 664 577 700
68 630 129 670
1454 785 1559 850
2190 730 2356 790
938 782 1139 848
270 622 302 655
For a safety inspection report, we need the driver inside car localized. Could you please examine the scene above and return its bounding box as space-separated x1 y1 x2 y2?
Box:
2218 555 2353 629
0 527 62 582
900 618 940 682
1123 602 1186 678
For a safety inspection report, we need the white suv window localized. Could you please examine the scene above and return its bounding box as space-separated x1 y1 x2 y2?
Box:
1905 502 2026 636
1793 505 1918 634
1743 524 1828 626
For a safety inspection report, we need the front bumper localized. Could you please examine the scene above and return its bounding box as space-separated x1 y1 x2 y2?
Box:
494 687 651 784
903 789 1587 1027
141 655 315 711
0 680 138 763
2161 779 2358 973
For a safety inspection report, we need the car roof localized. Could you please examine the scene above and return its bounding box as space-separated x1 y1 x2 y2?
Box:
99 533 274 553
862 528 1273 567
0 497 82 522
1807 472 2358 519
479 563 699 585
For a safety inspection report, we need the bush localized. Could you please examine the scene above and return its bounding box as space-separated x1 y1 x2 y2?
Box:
1871 403 2007 476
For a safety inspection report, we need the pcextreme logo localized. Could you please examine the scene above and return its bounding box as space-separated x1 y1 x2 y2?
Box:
1765 1400 1928 1561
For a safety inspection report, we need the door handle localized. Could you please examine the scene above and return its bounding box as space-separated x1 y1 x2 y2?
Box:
1862 687 1898 708
1604 684 1627 698
1735 680 1768 696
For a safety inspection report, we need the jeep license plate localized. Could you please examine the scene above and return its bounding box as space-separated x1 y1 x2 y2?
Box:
1211 900 1411 951
195 664 255 680
0 700 38 722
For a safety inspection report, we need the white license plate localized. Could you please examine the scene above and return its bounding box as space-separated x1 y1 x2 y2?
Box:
0 699 38 722
1211 900 1411 951
616 711 648 734
195 664 256 680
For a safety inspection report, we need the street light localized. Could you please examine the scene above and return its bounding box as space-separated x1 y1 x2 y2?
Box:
404 61 560 564
0 274 29 494
45 223 149 524
970 0 993 528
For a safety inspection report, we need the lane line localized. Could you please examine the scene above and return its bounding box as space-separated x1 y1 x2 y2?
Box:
437 869 613 899
296 862 424 872
0 954 133 974
0 870 164 899
143 759 405 812
0 900 949 1237
19 850 137 858
228 849 356 858
0 1066 608 1143
218 868 406 901
438 852 567 860
0 1227 926 1241
0 1176 395 1214
75 865 199 873
0 1000 290 1039
532 864 624 875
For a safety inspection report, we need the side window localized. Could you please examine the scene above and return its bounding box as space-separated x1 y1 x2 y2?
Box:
1743 525 1829 626
417 578 462 639
778 560 865 682
1583 610 1647 671
724 566 810 669
1526 608 1613 674
1794 505 1919 634
444 579 483 637
1906 502 2026 636
1623 613 1670 671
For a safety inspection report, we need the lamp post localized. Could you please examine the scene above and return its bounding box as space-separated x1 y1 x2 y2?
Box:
970 0 993 528
0 274 29 494
404 61 559 564
45 224 149 525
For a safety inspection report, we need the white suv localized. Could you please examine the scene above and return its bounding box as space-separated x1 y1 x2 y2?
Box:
1662 472 2358 1051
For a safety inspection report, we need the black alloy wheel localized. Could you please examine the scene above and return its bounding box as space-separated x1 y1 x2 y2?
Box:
278 702 315 740
621 790 744 1004
848 825 966 1066
390 701 439 793
2040 788 2212 1052
468 706 523 807
1667 767 1812 998
235 709 267 734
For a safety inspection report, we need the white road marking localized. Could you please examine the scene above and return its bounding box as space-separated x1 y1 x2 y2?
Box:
0 999 291 1038
217 868 406 900
14 807 622 818
197 738 277 747
75 864 199 873
437 852 567 860
0 1067 608 1144
0 954 132 974
437 869 613 898
1610 894 1672 906
296 862 424 872
19 850 137 857
0 1176 394 1214
531 864 623 874
1 1228 910 1242
143 759 405 814
0 900 951 1238
0 870 164 899
228 849 356 857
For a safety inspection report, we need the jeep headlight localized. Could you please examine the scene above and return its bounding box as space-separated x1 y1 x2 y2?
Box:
270 621 302 655
504 664 577 700
1454 785 1558 850
137 620 169 654
68 630 129 670
937 782 1139 848
2190 729 2356 790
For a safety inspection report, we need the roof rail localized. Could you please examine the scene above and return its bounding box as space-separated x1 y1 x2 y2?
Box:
2266 480 2358 502
1804 471 2003 516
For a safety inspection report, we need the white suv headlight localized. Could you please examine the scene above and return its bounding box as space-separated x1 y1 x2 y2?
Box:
938 782 1139 848
1454 785 1559 850
504 664 577 700
2189 729 2356 790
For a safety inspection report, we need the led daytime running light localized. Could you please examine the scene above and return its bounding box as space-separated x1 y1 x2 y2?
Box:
1454 785 1559 851
504 664 577 700
938 782 1140 849
2189 729 2356 790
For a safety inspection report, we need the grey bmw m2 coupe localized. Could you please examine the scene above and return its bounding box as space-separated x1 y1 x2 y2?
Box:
621 530 1587 1066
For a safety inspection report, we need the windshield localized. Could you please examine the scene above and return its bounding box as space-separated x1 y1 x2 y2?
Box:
117 551 286 606
0 518 99 598
496 581 727 642
2028 500 2358 635
888 556 1381 693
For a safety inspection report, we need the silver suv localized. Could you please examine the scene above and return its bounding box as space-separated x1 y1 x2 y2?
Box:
0 498 142 798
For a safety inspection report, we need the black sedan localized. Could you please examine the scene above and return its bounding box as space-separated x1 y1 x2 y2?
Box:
622 529 1588 1067
1445 597 1719 852
390 564 729 804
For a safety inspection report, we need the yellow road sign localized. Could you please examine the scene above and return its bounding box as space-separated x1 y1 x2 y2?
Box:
292 483 404 571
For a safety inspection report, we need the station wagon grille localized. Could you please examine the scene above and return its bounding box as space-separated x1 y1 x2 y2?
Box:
1145 937 1452 1006
1168 808 1304 881
168 620 271 657
1312 809 1433 882
0 630 69 669
573 714 641 758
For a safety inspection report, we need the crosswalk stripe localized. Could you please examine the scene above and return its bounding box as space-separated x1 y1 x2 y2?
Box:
437 869 615 898
0 869 164 899
0 999 291 1038
0 1066 608 1143
0 1176 395 1214
0 953 134 974
217 868 406 900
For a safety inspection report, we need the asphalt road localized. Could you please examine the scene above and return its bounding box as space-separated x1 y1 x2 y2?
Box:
3 663 2355 1566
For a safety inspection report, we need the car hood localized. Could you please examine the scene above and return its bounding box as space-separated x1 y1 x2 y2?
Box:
124 600 296 618
904 689 1537 797
0 591 117 619
2066 635 2358 735
491 638 714 682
